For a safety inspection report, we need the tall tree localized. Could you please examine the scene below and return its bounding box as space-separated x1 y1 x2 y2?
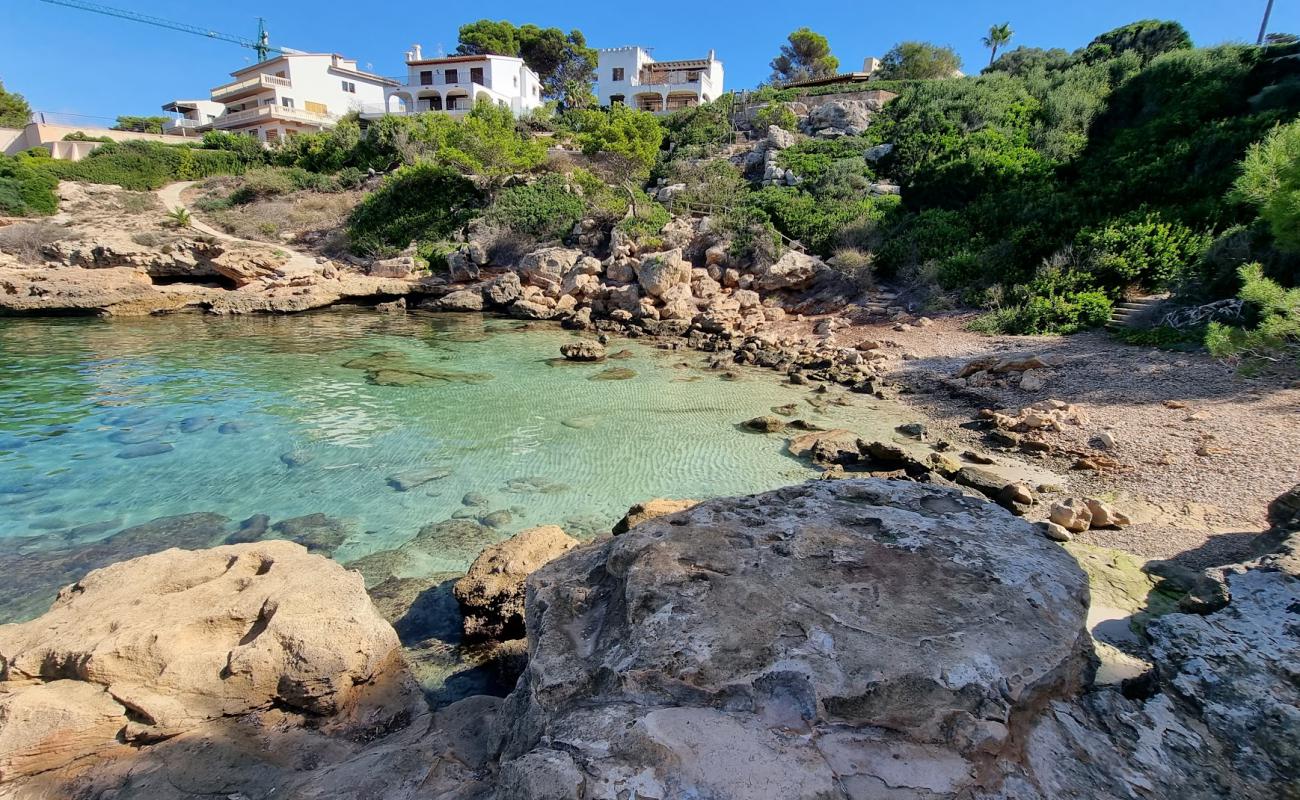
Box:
877 42 963 80
983 23 1014 66
0 82 32 128
456 20 596 106
770 28 839 84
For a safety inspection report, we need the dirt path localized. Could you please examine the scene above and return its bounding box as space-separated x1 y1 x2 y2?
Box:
156 181 321 277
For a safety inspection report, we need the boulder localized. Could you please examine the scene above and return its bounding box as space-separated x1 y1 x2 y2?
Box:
752 251 824 291
612 498 699 534
1050 498 1093 532
518 247 583 295
634 248 692 298
802 99 874 136
369 255 415 279
452 525 579 641
765 124 797 150
0 541 404 772
606 257 638 284
742 415 786 433
437 288 485 312
559 340 605 362
486 271 523 306
446 248 480 282
1083 498 1131 528
500 480 1091 798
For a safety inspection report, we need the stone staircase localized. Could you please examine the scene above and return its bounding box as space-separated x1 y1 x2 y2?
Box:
1106 296 1164 331
861 288 899 317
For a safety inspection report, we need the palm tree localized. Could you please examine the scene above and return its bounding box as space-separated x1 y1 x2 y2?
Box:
983 22 1014 67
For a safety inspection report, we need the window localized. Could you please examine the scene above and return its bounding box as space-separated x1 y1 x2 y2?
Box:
610 94 625 105
420 70 433 86
281 97 295 108
341 80 356 93
427 96 442 111
612 67 625 81
470 67 484 85
265 129 280 142
513 75 518 87
445 69 458 84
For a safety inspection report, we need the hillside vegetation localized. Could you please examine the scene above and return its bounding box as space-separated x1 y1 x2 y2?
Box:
2 19 1297 360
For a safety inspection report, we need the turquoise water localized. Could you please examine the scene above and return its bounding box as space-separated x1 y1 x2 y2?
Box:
0 309 921 627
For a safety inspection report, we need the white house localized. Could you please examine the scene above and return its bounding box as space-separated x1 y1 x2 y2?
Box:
380 45 544 117
159 99 225 137
595 47 724 112
195 51 395 143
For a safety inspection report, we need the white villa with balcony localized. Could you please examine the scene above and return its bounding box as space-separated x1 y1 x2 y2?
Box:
379 45 544 117
159 99 225 137
596 46 724 112
177 51 394 143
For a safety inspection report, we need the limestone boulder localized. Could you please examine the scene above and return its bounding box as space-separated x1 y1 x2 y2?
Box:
518 247 583 296
803 99 874 136
453 526 580 641
559 340 605 362
486 271 522 306
752 250 824 291
0 541 404 781
611 498 700 534
437 288 485 312
634 248 692 298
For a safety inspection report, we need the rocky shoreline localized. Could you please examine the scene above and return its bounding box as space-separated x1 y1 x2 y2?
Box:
2 479 1296 798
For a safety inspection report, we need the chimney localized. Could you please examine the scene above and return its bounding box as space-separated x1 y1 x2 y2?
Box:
862 56 880 75
410 43 423 61
707 49 716 62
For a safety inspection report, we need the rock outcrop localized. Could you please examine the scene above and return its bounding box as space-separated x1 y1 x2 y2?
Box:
453 525 580 641
0 541 413 789
496 480 1092 798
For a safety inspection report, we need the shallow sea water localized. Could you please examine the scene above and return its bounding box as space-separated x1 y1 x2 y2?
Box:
0 309 936 625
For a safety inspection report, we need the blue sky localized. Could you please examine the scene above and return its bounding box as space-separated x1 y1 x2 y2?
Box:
2 0 1294 123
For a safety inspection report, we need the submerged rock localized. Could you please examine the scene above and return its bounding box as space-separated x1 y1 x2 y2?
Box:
387 468 452 492
588 367 636 381
115 442 173 459
559 340 606 361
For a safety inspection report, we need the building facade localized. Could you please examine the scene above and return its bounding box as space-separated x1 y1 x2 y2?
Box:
380 45 544 117
159 99 225 137
595 47 724 112
194 52 394 143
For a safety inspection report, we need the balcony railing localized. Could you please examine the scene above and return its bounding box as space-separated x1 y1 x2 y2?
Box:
163 118 202 130
211 73 292 101
207 104 337 130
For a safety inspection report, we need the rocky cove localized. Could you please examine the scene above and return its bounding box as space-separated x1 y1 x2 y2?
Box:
1 173 1298 797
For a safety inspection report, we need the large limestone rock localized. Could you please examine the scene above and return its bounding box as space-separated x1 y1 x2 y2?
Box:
611 497 699 534
498 480 1091 798
634 248 692 298
518 247 583 296
752 250 824 291
453 525 580 641
802 99 876 136
0 540 404 779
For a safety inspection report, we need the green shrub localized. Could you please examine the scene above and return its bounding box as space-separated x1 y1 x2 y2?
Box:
1206 262 1300 360
614 197 670 248
1074 213 1210 290
202 130 269 165
972 289 1112 334
775 137 875 190
346 163 484 255
0 154 58 215
661 97 733 151
228 167 298 203
1232 119 1300 253
572 105 664 174
487 173 587 239
753 103 797 133
661 159 748 212
42 141 243 190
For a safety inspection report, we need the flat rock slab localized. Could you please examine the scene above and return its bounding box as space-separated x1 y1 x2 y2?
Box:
503 479 1092 797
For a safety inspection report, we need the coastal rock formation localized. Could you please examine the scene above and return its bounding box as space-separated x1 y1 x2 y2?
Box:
454 525 580 641
0 541 409 785
497 480 1092 797
611 497 700 534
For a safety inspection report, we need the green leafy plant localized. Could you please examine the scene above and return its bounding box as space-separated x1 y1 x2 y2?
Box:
1232 119 1300 253
1206 262 1300 361
165 206 192 228
486 173 587 239
753 102 798 133
346 163 484 255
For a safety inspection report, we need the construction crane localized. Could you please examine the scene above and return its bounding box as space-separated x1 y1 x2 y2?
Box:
38 0 280 61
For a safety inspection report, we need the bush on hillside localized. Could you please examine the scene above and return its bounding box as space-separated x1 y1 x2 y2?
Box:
0 153 58 215
346 163 484 255
486 173 587 239
1073 213 1210 291
568 105 664 174
1232 119 1300 253
753 103 797 133
661 97 732 152
202 130 270 165
1206 262 1300 360
43 141 244 190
